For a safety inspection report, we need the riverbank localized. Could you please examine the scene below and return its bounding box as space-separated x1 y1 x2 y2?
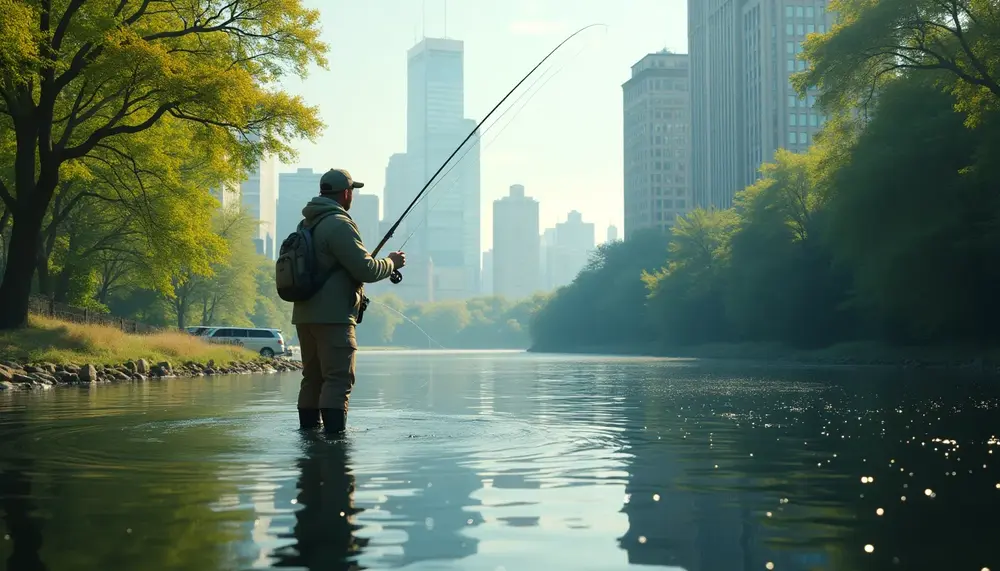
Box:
0 315 303 391
528 340 1000 372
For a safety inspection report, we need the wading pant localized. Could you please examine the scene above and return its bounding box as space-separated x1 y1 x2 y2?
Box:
296 323 357 411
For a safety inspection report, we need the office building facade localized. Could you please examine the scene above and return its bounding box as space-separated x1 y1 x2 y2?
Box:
689 0 835 209
492 185 540 300
622 50 692 238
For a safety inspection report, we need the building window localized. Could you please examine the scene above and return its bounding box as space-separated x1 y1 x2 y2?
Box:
819 24 827 33
786 23 794 35
787 59 795 72
797 59 806 71
786 41 794 54
796 6 804 17
785 6 793 17
788 132 796 145
810 113 818 127
808 94 816 106
797 24 805 35
789 113 797 126
806 6 815 17
807 24 815 34
798 131 808 145
799 113 807 125
788 94 797 107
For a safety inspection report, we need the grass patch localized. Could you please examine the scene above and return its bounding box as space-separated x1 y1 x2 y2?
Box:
0 315 257 365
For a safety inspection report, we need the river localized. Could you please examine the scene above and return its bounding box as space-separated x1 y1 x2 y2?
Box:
0 351 998 571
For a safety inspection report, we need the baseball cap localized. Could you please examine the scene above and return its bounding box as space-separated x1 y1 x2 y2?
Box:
320 168 365 193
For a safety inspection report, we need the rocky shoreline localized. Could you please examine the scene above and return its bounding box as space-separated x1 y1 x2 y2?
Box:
0 357 304 391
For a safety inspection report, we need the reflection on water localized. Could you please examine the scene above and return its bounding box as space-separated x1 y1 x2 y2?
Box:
1 351 999 570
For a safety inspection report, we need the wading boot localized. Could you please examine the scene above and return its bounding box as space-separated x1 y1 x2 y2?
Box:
320 408 346 435
298 408 321 430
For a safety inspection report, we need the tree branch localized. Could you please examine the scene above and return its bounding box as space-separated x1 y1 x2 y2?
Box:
0 179 13 210
63 102 176 160
52 0 87 51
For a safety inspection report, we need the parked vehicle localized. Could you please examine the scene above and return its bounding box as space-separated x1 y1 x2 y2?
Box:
203 327 288 358
185 326 215 336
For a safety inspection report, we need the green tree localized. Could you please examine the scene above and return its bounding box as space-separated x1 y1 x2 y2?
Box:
643 209 737 345
794 0 1000 124
0 0 326 329
823 72 1000 342
530 229 670 351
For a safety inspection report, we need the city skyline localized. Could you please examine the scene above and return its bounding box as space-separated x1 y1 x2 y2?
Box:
274 0 687 253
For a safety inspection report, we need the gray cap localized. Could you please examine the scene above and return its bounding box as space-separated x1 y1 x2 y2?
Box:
320 168 364 193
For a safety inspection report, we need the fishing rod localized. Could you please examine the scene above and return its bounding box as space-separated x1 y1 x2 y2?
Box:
370 22 608 286
395 40 592 250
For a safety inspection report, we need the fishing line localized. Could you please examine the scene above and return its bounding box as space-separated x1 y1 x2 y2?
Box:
370 23 608 264
368 299 448 349
395 40 596 250
402 44 577 216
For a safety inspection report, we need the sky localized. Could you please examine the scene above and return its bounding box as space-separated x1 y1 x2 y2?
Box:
277 0 688 251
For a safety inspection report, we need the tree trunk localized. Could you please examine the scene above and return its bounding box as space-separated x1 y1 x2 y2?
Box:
0 208 47 329
35 234 51 297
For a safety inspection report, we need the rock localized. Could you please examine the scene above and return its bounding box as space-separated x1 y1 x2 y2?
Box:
56 371 80 383
136 359 150 374
40 362 57 373
80 364 98 383
34 372 58 384
113 371 130 381
132 374 146 382
24 365 41 373
207 359 215 369
125 360 137 372
0 366 12 383
0 381 12 391
12 373 34 383
157 361 172 374
63 364 80 374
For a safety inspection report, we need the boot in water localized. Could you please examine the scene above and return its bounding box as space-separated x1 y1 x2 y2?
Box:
320 408 346 435
298 408 321 430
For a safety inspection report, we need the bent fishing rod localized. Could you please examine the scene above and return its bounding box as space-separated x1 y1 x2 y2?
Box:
370 22 607 285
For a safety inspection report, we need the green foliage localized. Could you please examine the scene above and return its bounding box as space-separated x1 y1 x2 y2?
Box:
0 0 327 329
533 62 1000 351
530 230 671 351
794 0 1000 125
358 293 548 349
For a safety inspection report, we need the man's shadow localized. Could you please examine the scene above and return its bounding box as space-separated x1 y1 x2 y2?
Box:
271 435 369 570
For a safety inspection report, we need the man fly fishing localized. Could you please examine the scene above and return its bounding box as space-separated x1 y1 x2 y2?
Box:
277 168 405 434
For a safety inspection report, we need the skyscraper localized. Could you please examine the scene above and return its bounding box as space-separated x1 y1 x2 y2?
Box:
622 50 692 238
276 168 320 244
481 250 493 296
492 184 540 300
607 225 619 243
239 133 279 259
351 194 381 248
544 211 596 289
689 0 835 209
404 37 481 301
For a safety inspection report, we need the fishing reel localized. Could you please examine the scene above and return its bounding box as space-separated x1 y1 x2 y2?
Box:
390 269 403 284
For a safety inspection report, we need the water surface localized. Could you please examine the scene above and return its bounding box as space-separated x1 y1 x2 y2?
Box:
1 351 998 571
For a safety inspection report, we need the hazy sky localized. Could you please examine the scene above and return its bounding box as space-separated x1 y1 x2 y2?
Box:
278 0 687 251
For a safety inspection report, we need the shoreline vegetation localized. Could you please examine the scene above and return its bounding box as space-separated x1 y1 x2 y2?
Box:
527 10 1000 371
0 316 301 392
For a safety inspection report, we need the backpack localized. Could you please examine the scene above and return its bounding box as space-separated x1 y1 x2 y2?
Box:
274 213 336 302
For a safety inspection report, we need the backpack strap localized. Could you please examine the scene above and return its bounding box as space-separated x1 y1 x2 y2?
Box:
303 211 346 286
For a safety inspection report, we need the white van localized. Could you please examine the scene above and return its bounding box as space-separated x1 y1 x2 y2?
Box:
203 327 288 358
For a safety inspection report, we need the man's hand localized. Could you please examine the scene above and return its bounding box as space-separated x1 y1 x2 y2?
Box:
388 251 406 269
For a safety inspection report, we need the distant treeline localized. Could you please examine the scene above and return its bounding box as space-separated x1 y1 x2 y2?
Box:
531 4 1000 353
357 294 548 349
